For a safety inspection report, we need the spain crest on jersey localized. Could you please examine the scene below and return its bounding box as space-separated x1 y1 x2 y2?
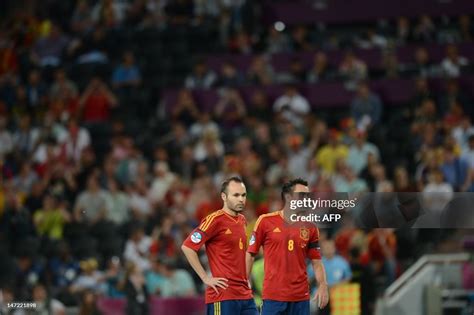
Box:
300 227 309 241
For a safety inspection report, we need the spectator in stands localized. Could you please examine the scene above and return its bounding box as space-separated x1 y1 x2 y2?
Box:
184 60 217 89
421 168 453 214
190 112 219 141
356 28 388 49
307 52 332 83
78 289 103 315
32 283 66 315
461 134 474 169
395 16 412 44
69 26 109 64
367 229 397 287
347 130 380 175
410 100 439 141
247 55 275 85
1 193 35 248
124 262 149 315
0 287 21 315
12 162 38 195
407 47 439 78
50 68 79 102
112 51 142 90
193 128 224 165
315 129 349 174
458 15 473 42
413 15 436 42
394 166 417 192
452 117 474 151
228 31 253 54
280 57 307 84
0 116 13 159
214 87 247 131
128 178 152 219
333 161 369 193
31 24 69 67
443 100 465 129
290 25 312 51
79 77 118 123
247 90 272 122
273 84 310 128
441 44 469 78
350 82 383 128
164 0 194 25
146 257 196 297
310 239 351 315
286 132 319 179
216 61 244 87
0 31 18 77
251 128 272 172
440 145 469 191
361 160 387 192
381 52 400 78
91 0 129 27
63 118 91 164
104 256 124 298
149 161 176 204
338 51 367 88
266 25 290 54
104 178 129 226
71 258 107 294
25 69 48 110
123 225 152 272
411 77 434 112
171 89 200 127
48 242 80 302
438 79 472 117
73 175 109 225
71 0 94 35
33 194 70 241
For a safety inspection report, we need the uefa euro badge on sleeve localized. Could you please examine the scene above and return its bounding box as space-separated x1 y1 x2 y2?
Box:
191 231 202 244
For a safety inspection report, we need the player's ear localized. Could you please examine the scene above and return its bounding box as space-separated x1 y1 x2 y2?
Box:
221 192 227 202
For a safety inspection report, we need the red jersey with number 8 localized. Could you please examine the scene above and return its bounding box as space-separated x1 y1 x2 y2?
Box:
247 211 321 302
183 209 252 304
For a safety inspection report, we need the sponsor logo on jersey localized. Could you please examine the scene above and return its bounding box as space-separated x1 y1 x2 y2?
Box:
225 228 232 234
273 227 281 233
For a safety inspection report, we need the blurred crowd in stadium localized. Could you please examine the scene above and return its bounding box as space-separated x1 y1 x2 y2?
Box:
0 0 473 314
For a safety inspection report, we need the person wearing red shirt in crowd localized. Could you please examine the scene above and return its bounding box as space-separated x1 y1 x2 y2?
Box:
79 77 117 123
246 178 329 315
182 177 258 315
367 229 397 287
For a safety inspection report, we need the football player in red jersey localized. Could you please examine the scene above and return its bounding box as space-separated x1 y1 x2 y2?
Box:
246 178 329 315
182 176 258 315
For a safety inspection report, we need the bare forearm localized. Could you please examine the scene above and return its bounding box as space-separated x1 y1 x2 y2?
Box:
312 260 328 286
246 252 255 278
181 245 208 281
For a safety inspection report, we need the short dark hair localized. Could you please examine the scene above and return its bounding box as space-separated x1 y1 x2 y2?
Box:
221 176 244 194
281 178 308 202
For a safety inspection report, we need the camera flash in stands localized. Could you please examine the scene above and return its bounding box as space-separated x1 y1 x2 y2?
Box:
274 21 285 32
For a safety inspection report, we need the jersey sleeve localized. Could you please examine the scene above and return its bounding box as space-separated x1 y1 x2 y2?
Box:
247 215 265 254
182 214 219 251
307 227 321 259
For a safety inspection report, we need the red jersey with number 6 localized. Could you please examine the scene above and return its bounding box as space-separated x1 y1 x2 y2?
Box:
183 209 252 304
247 211 321 302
